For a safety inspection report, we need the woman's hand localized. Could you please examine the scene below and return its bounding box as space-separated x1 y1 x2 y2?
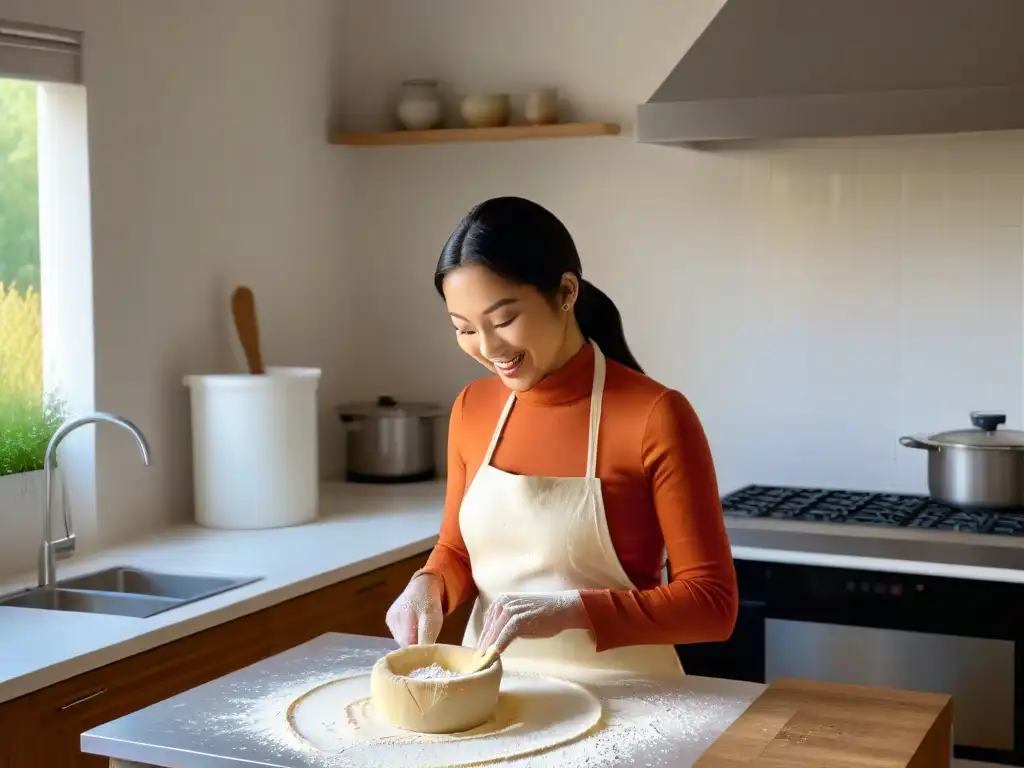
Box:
386 573 444 647
477 590 590 653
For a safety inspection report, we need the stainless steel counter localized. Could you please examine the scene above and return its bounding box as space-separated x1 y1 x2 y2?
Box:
82 632 765 768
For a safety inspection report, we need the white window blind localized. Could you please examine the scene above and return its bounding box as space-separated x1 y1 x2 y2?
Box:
0 20 82 85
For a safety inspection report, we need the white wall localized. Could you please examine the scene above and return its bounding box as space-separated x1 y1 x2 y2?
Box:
0 0 355 572
2 0 1022 578
334 0 1024 497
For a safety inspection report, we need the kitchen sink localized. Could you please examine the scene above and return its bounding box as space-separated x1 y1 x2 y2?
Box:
0 587 182 618
0 568 261 618
58 567 259 601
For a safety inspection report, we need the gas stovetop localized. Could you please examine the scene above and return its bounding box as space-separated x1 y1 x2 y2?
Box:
722 485 1024 536
720 485 1024 572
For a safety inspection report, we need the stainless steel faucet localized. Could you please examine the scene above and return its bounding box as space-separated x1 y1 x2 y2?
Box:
39 412 151 588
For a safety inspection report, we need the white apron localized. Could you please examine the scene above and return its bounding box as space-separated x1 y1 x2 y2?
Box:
459 343 685 683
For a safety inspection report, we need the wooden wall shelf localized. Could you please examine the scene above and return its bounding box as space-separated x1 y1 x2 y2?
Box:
330 122 621 147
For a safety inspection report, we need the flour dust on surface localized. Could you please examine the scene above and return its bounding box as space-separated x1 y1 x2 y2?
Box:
288 671 602 765
195 646 753 768
406 662 459 680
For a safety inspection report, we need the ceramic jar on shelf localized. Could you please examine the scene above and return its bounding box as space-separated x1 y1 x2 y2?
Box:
459 93 510 128
396 79 443 131
524 87 559 125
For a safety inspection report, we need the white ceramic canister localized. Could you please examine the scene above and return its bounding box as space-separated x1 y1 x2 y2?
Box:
183 367 321 529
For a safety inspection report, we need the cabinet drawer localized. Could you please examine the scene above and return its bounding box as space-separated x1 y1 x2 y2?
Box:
340 554 424 600
334 553 426 637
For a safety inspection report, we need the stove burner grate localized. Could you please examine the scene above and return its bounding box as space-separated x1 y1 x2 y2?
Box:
722 485 1024 536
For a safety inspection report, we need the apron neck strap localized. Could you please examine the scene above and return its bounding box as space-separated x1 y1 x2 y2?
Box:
585 343 606 478
482 393 517 466
482 343 606 480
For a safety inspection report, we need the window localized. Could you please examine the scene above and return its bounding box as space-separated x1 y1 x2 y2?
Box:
0 21 83 479
0 20 93 574
0 76 61 476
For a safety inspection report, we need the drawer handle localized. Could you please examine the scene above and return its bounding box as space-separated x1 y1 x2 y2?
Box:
60 687 107 710
355 579 387 595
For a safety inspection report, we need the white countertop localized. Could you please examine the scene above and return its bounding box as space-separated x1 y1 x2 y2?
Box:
0 481 448 705
5 479 1024 708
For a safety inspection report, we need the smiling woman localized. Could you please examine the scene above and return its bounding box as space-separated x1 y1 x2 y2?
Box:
384 196 738 684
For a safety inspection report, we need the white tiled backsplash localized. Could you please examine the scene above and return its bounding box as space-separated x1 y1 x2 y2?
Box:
342 132 1024 499
329 0 1024 499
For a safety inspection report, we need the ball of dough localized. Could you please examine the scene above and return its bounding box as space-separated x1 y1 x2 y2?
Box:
370 644 503 734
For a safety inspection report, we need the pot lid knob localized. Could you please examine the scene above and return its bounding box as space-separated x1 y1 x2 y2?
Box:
376 395 398 408
970 411 1006 432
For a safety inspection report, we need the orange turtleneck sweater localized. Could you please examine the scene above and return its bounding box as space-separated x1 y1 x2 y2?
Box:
420 344 738 652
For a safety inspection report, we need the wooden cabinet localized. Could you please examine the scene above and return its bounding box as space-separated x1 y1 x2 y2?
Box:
0 717 11 768
1 550 472 768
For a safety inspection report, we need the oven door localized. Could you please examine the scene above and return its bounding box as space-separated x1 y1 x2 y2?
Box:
764 563 1024 766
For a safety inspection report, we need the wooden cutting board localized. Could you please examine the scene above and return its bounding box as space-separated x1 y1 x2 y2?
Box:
693 677 952 767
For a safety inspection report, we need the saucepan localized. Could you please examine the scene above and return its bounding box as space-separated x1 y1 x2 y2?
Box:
336 396 445 483
899 411 1024 508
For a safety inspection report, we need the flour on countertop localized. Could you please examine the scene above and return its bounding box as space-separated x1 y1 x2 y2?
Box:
201 646 383 766
406 662 459 680
291 671 600 764
199 647 754 768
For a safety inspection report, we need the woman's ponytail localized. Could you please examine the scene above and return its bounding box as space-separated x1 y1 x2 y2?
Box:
575 279 643 374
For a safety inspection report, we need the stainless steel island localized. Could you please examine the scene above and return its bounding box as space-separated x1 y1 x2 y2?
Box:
82 632 765 768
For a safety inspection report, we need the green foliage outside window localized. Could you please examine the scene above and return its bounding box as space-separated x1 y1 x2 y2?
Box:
0 79 65 476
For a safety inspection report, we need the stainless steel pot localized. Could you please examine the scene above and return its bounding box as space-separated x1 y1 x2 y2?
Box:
899 411 1024 508
336 396 445 483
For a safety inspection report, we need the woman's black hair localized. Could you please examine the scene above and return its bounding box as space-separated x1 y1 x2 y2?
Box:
434 196 643 374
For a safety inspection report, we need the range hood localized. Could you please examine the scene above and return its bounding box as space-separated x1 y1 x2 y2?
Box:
637 0 1024 144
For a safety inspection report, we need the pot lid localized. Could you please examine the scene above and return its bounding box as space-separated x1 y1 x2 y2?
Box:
336 395 444 418
929 412 1024 449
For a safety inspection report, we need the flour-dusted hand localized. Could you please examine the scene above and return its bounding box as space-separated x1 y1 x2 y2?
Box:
386 573 444 647
477 590 590 653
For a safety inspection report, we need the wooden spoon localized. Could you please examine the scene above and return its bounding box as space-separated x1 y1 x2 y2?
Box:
230 286 264 375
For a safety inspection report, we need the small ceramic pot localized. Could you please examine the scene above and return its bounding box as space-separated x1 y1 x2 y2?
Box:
397 79 443 131
524 87 559 125
460 94 510 128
